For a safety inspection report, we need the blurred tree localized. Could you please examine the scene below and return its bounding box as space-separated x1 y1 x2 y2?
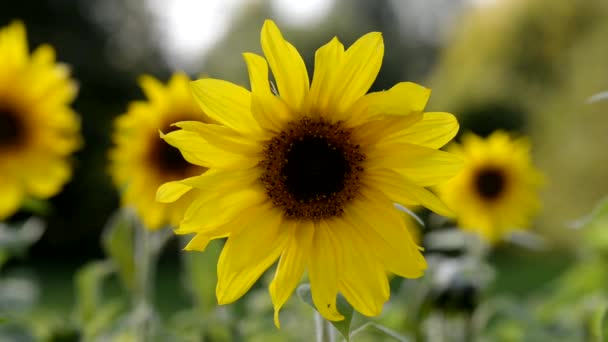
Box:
426 0 608 245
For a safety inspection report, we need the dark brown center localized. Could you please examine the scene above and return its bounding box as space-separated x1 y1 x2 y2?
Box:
261 117 365 220
150 121 194 179
0 105 24 149
474 167 506 200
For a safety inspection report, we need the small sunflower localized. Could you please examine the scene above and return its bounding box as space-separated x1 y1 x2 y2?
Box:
109 73 209 230
157 20 462 325
436 131 543 243
0 21 80 219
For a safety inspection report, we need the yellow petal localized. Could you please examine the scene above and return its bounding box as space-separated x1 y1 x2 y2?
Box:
366 142 463 187
352 113 422 145
331 32 384 116
343 202 426 278
156 180 193 203
308 220 344 321
178 188 267 234
387 112 459 149
216 205 289 304
345 82 431 126
139 74 167 104
190 78 260 134
0 179 23 220
161 129 260 169
243 52 271 95
345 188 427 278
173 121 260 155
22 159 71 198
269 220 313 328
304 37 345 116
335 219 389 316
260 20 309 110
365 168 453 217
251 91 292 133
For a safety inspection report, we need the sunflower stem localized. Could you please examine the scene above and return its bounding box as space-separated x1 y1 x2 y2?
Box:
132 221 171 341
314 312 336 342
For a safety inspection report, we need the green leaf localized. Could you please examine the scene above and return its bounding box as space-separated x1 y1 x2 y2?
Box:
181 238 222 314
19 197 52 216
350 322 410 342
102 209 136 291
588 300 607 342
0 218 45 259
73 260 115 328
296 283 354 341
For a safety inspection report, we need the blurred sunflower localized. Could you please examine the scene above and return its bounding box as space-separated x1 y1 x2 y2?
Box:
436 131 543 243
109 73 209 230
0 21 80 220
157 20 462 325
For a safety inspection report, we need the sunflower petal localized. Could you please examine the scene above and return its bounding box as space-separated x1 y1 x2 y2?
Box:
335 219 390 316
251 91 292 133
387 112 459 149
178 188 268 234
216 206 289 304
260 20 309 110
366 142 463 187
156 180 193 203
344 203 426 278
190 78 260 134
269 220 312 328
365 168 454 217
305 37 345 116
243 52 271 95
331 32 384 115
139 74 167 104
173 121 260 155
0 180 23 220
308 220 344 321
345 82 431 126
161 129 260 169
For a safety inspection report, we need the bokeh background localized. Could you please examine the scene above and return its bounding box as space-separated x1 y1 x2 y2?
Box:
2 0 608 340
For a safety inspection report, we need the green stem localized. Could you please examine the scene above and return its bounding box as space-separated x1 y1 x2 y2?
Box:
315 312 336 342
133 225 154 342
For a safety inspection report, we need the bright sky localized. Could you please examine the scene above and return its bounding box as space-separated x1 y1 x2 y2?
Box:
147 0 334 72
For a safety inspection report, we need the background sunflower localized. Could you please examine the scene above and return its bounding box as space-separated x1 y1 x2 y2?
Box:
0 21 80 220
436 131 543 243
109 73 210 230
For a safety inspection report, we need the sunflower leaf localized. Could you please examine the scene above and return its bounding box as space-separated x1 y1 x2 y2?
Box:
587 300 607 342
73 260 116 329
296 283 354 341
101 208 136 291
181 238 222 314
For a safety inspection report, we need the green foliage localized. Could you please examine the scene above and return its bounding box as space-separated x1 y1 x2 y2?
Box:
0 218 44 268
181 238 222 314
73 260 124 340
102 209 136 292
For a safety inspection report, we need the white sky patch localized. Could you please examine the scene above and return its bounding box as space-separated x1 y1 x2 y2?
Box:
270 0 335 28
469 0 498 7
146 0 244 72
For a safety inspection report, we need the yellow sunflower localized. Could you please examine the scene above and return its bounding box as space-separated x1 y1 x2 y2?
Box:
109 73 209 230
0 21 80 219
157 20 462 325
436 131 543 243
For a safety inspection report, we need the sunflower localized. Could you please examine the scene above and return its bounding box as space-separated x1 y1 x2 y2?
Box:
109 73 209 230
0 21 80 220
436 131 543 243
157 20 462 325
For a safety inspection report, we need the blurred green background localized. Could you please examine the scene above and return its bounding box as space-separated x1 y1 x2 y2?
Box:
2 0 608 340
